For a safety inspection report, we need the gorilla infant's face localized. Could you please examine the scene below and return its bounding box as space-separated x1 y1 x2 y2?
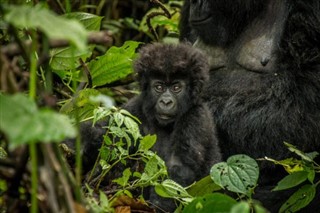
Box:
150 79 188 126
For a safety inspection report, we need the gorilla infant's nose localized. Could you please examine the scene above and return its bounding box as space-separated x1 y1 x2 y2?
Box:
161 97 173 106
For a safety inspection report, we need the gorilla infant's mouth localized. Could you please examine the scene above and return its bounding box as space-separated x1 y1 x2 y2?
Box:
157 114 175 120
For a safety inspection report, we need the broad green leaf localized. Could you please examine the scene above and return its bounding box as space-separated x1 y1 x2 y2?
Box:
155 179 192 199
5 4 87 50
279 184 316 213
187 176 221 197
139 134 157 151
50 12 103 71
183 193 237 213
0 94 76 149
50 46 91 71
64 12 103 31
88 41 141 87
210 154 259 196
230 202 250 213
273 171 309 191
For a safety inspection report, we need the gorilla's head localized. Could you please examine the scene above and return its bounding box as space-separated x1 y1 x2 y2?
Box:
134 43 209 126
185 0 267 46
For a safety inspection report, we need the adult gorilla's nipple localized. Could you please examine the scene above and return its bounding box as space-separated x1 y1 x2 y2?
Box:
260 57 270 66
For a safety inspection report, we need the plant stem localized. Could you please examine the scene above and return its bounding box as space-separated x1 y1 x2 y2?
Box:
29 30 38 213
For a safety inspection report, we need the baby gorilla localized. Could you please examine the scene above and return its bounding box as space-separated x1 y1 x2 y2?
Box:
124 43 221 210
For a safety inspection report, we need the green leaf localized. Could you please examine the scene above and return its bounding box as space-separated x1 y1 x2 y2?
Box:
140 153 167 183
5 4 87 50
0 94 76 149
253 202 269 213
273 171 309 191
155 179 192 199
64 12 103 31
187 176 221 197
124 116 141 142
279 184 316 213
0 147 8 159
60 88 101 121
183 193 237 213
139 134 157 151
50 12 102 71
210 154 259 196
50 47 91 71
88 41 141 86
113 168 132 187
114 112 125 127
230 202 250 213
284 142 317 162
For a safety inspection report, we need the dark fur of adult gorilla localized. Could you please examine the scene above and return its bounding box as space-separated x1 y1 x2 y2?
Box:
125 43 221 211
180 0 320 212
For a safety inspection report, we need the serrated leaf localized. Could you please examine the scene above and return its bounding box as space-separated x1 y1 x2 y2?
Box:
113 168 132 187
60 88 101 121
139 134 157 151
140 154 167 183
210 154 259 196
0 94 76 149
284 142 315 162
183 193 237 213
5 4 87 50
279 184 316 213
88 41 141 86
124 116 141 142
114 112 125 127
273 171 309 191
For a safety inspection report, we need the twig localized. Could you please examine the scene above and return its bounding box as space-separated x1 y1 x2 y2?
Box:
147 0 172 41
1 31 113 57
79 58 92 88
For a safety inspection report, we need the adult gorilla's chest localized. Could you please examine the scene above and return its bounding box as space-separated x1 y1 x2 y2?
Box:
194 3 302 160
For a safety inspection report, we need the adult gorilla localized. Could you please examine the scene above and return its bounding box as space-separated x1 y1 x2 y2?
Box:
180 0 320 212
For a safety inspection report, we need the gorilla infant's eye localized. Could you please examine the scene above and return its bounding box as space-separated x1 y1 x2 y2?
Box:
154 84 165 93
171 83 182 93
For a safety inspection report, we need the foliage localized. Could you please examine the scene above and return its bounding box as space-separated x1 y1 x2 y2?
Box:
1 1 319 213
0 94 76 149
264 142 320 212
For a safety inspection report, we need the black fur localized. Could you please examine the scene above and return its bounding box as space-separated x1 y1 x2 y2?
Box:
124 43 221 211
180 0 320 212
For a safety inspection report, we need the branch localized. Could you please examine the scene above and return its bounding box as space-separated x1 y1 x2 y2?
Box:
1 31 113 57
